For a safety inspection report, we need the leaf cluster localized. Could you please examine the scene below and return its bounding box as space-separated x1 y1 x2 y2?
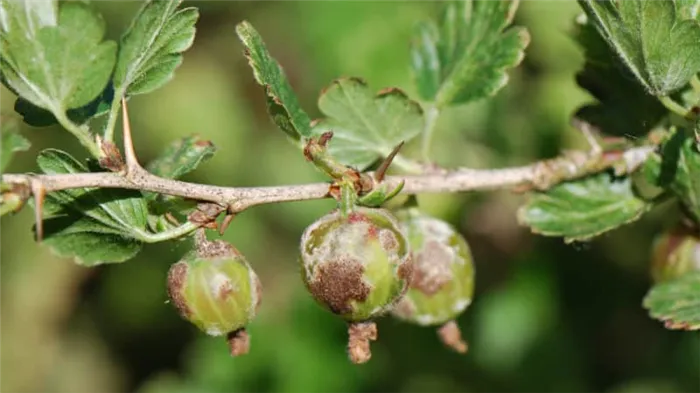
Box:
3 0 700 331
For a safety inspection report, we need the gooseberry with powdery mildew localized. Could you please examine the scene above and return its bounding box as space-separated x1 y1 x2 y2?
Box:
300 207 414 363
391 207 475 353
167 233 262 356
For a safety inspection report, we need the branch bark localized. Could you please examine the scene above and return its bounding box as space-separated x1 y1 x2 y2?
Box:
1 98 656 236
1 144 655 213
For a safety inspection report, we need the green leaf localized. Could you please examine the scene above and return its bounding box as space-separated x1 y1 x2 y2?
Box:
311 78 424 170
644 131 700 222
40 215 142 266
411 0 529 107
1 120 30 172
35 149 148 265
677 0 700 19
113 0 198 96
236 21 312 140
14 83 114 127
517 172 650 243
145 135 215 208
643 271 700 330
573 15 666 137
0 0 56 30
579 0 700 96
146 135 216 179
0 1 117 113
37 149 148 234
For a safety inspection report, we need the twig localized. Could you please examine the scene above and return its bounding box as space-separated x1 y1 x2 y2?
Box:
1 99 656 229
1 145 655 214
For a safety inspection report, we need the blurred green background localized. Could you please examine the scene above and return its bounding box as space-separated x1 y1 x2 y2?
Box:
1 1 699 392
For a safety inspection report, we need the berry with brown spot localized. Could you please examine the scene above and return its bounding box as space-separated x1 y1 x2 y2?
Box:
391 208 475 353
167 233 262 356
650 225 700 283
300 207 413 363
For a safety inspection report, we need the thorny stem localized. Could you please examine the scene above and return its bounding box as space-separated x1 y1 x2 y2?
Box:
2 99 657 242
1 145 655 215
420 104 440 163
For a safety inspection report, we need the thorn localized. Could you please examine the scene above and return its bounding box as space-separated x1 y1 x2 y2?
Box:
121 97 141 171
30 180 46 242
375 141 405 182
219 212 235 236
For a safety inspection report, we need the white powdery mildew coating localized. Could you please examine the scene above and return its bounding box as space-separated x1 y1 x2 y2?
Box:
302 210 405 287
420 217 454 244
416 240 453 284
370 306 383 316
247 260 259 319
418 216 468 266
416 313 440 326
206 326 224 336
452 297 471 314
209 271 233 298
412 298 470 326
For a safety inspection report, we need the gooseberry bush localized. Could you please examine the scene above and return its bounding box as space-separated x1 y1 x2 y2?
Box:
1 0 700 364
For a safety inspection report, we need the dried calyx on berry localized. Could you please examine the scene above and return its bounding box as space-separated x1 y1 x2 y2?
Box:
167 232 262 357
391 207 475 354
300 206 414 364
650 225 700 283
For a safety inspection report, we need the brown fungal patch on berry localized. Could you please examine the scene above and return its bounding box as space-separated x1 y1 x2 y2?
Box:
392 296 416 319
197 239 237 259
366 224 379 240
216 276 234 301
398 255 414 282
411 240 453 296
167 262 192 318
348 212 371 224
307 259 370 315
379 229 399 251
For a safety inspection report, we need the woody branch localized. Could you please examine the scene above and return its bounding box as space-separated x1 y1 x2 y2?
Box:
1 99 655 224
